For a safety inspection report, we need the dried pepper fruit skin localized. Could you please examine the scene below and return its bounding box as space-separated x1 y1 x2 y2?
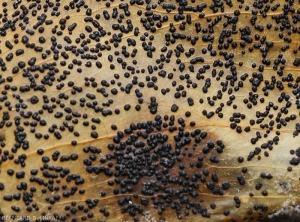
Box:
0 0 299 221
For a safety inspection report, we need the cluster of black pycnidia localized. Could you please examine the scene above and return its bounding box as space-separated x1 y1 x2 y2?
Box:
84 115 230 220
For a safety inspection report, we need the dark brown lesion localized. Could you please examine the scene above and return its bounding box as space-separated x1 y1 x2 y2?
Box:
260 209 300 222
0 133 5 142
